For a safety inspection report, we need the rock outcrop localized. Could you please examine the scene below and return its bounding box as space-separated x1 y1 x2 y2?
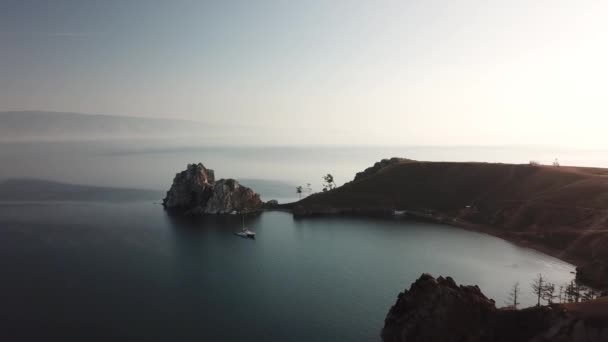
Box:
382 274 498 342
382 274 608 342
162 163 263 214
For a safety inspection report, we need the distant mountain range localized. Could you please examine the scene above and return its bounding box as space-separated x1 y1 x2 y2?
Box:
0 111 240 142
0 178 163 202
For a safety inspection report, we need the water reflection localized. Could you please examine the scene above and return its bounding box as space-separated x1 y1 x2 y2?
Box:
0 201 577 341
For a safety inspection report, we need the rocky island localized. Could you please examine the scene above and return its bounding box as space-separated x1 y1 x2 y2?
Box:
382 274 608 342
287 158 608 290
163 163 263 214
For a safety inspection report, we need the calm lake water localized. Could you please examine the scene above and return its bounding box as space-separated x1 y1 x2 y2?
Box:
0 200 575 341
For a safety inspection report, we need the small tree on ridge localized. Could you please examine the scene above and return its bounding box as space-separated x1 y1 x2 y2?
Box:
506 282 521 308
531 273 546 307
542 282 556 304
322 174 336 192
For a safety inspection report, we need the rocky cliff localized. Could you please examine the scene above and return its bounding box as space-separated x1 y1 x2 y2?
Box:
382 274 608 342
162 163 263 214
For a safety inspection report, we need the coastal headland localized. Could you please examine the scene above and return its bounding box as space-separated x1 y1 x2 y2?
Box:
284 158 608 290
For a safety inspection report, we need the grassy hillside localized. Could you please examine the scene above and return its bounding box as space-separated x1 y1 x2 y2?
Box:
293 159 608 288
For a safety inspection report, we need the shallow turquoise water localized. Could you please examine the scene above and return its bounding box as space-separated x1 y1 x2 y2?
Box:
0 201 575 341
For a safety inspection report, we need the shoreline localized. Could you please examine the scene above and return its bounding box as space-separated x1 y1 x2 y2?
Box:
276 206 593 286
392 209 588 267
428 213 588 268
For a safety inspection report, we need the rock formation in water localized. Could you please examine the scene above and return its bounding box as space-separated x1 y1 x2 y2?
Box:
382 274 608 342
162 163 263 214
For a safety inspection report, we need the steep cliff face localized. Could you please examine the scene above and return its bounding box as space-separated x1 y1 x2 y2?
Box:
162 163 262 214
382 274 608 342
205 179 263 214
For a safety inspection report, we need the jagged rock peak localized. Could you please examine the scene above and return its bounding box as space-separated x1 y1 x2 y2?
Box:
187 163 215 184
162 163 262 214
382 273 496 342
382 273 608 342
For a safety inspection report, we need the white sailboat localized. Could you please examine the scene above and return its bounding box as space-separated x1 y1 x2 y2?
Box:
235 213 256 238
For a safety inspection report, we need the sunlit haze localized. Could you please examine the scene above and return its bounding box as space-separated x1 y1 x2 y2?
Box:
1 0 607 146
3 2 608 341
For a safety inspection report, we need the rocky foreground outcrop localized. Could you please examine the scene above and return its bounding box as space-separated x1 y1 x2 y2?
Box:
382 274 608 342
162 163 262 214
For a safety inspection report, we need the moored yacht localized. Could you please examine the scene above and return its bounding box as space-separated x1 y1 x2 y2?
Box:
235 213 255 238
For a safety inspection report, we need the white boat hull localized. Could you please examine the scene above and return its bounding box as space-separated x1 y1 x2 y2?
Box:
235 229 256 238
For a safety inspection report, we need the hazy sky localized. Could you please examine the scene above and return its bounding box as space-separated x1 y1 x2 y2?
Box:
1 0 607 146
